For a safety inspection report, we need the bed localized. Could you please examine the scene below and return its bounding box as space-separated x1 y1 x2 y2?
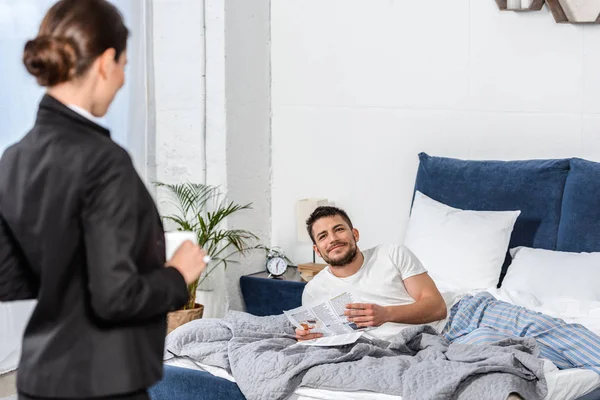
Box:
0 300 35 375
150 154 600 400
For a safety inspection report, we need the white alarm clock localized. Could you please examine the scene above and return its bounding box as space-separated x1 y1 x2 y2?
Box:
265 247 289 278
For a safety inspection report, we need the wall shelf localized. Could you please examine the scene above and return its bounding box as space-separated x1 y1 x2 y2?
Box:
495 0 600 24
545 0 600 24
495 0 545 12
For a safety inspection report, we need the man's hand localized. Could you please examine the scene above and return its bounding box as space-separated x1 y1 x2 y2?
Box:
295 326 323 341
345 303 389 328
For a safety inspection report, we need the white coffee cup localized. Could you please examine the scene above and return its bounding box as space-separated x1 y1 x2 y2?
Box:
165 231 197 261
165 231 212 264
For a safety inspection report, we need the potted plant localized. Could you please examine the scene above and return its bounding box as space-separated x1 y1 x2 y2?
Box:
155 182 258 333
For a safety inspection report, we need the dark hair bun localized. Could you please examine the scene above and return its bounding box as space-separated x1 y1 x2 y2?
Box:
23 36 77 87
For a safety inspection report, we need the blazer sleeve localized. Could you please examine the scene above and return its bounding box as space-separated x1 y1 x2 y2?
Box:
0 213 38 301
81 149 188 324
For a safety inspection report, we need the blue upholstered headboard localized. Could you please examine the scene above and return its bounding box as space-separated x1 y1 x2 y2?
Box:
413 153 600 285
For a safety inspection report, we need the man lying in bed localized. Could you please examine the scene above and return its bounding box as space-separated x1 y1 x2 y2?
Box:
297 206 600 374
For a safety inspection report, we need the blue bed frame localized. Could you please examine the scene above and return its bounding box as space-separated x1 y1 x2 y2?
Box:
150 366 245 400
149 155 600 400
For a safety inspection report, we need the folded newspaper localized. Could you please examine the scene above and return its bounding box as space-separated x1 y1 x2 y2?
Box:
284 292 370 346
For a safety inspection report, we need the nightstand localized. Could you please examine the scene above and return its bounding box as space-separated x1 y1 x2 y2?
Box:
297 263 327 281
240 268 306 316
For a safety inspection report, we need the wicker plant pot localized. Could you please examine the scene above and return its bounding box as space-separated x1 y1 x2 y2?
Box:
166 303 204 335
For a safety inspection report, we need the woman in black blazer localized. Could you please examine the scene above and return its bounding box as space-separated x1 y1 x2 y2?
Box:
0 1 208 399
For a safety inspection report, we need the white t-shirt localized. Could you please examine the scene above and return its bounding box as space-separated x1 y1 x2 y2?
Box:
302 244 451 340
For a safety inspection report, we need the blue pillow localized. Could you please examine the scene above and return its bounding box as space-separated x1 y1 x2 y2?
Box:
557 158 600 253
413 153 570 284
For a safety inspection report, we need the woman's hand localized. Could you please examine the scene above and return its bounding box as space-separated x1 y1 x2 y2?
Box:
168 240 208 285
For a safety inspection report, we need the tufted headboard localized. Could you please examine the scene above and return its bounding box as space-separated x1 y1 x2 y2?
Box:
413 153 600 285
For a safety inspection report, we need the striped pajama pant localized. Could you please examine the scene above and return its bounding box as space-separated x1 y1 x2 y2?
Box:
442 292 600 374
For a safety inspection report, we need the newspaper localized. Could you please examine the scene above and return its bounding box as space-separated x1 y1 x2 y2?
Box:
284 292 368 346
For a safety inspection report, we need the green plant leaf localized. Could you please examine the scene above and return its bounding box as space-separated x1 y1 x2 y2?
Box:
154 181 264 305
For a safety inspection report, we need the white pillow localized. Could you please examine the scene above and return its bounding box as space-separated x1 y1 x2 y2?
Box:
404 191 520 292
502 246 600 302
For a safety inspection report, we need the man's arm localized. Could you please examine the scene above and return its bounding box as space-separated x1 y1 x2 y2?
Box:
346 273 447 327
386 272 447 324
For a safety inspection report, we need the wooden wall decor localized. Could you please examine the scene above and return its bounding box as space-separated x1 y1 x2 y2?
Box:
545 0 600 24
495 0 600 24
494 0 545 12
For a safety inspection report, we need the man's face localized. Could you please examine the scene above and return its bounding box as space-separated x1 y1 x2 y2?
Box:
311 215 359 267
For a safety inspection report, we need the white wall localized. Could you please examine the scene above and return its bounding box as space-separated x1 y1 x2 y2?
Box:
152 0 227 316
153 0 271 316
153 0 206 191
224 0 272 311
271 0 600 264
201 0 272 314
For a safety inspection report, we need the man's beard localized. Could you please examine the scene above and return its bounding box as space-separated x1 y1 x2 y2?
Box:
323 241 359 267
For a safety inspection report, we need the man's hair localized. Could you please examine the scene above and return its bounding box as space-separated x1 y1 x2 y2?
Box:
306 206 354 244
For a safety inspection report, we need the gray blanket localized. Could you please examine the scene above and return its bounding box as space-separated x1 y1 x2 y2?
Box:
164 311 547 400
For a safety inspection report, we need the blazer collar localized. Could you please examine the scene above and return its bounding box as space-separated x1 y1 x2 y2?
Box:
37 94 112 138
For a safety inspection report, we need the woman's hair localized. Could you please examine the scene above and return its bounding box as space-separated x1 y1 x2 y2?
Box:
23 0 129 87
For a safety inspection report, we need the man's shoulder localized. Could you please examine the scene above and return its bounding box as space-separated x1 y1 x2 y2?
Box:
304 267 331 290
365 244 425 272
364 244 409 258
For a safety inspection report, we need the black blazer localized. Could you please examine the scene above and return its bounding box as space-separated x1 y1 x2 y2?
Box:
0 95 189 398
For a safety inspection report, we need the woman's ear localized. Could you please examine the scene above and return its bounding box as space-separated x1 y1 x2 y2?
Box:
98 48 117 80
